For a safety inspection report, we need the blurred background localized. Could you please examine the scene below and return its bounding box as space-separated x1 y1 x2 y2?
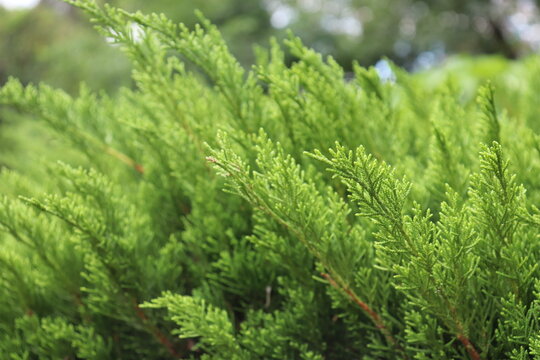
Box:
1 0 540 95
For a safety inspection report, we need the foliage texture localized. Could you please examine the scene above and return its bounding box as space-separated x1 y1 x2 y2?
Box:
0 1 540 359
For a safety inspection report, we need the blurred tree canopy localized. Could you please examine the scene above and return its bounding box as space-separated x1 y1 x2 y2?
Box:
288 0 538 69
0 2 130 93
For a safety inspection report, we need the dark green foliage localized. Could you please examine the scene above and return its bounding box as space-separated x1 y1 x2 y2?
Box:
0 1 539 359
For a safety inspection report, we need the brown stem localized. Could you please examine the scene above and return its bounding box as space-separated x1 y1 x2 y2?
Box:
105 146 145 174
448 304 481 360
457 334 481 360
133 300 180 358
321 273 407 359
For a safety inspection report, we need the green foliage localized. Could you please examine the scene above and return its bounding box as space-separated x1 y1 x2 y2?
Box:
1 1 540 359
143 292 244 358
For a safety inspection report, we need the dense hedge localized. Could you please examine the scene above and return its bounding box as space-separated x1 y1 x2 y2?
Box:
0 1 539 359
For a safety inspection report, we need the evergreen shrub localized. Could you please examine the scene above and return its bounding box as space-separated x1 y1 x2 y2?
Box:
0 1 539 359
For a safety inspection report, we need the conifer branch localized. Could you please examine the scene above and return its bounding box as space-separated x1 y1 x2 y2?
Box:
0 78 145 175
209 141 406 357
132 300 181 358
321 273 407 358
20 197 180 357
477 83 500 145
311 145 487 359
